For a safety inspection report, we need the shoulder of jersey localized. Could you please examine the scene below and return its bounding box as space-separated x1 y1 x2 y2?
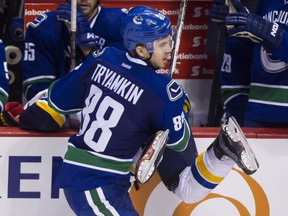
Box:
92 46 117 58
91 49 183 102
156 74 184 102
101 7 128 16
27 11 60 30
99 7 128 24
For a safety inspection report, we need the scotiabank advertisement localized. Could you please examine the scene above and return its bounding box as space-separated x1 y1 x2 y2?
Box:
1 127 288 215
24 0 215 79
101 0 215 80
24 3 59 31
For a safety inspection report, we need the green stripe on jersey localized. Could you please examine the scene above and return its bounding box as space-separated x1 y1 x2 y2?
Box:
250 85 288 104
0 90 8 105
221 87 249 104
167 119 190 152
64 145 133 174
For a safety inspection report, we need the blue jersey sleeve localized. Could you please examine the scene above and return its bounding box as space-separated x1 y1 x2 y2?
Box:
0 39 9 111
148 78 198 190
47 50 99 114
161 79 192 152
268 29 288 61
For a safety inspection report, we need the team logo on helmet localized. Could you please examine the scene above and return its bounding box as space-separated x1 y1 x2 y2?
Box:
133 15 143 25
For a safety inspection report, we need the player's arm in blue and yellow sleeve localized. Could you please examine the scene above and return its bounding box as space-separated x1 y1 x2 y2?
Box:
19 64 86 132
19 96 66 132
157 86 198 191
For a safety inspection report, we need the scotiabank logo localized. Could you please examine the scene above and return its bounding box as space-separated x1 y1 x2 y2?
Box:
24 3 59 31
192 36 201 47
130 169 269 215
159 9 178 16
25 8 50 16
193 7 202 17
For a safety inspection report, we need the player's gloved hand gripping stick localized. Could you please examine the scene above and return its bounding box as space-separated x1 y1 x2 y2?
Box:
210 0 247 23
224 0 285 50
57 2 96 48
226 12 285 50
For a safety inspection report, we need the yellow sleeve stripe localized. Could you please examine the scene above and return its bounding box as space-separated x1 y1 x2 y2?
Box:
183 99 191 113
36 101 65 127
196 152 224 184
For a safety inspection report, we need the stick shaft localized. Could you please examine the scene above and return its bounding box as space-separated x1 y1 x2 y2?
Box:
168 0 188 77
70 0 77 70
225 0 237 12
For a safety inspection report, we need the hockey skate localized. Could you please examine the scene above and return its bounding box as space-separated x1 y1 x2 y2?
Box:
135 129 169 184
213 116 259 175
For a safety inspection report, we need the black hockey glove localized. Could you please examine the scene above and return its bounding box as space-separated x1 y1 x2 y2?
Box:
210 0 247 23
57 3 96 48
0 102 24 127
226 12 285 49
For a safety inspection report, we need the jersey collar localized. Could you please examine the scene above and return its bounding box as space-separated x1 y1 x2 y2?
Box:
126 53 147 66
90 5 101 28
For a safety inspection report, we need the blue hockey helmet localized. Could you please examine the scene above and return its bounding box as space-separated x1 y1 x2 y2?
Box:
121 6 172 53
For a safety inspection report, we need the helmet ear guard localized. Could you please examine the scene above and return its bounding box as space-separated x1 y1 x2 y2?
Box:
121 6 172 53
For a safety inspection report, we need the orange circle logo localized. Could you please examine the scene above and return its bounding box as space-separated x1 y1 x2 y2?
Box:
130 169 269 215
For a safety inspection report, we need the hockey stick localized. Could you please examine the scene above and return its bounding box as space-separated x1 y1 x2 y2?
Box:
70 0 77 70
168 0 188 77
226 0 237 12
206 0 239 126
